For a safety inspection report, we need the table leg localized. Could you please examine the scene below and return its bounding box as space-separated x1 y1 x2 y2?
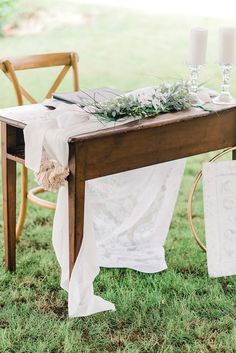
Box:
233 149 236 160
68 144 86 277
1 123 16 271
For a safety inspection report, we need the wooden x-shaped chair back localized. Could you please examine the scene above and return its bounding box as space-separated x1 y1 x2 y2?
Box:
0 52 79 106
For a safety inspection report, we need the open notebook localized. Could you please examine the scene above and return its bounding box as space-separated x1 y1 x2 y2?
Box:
53 88 123 107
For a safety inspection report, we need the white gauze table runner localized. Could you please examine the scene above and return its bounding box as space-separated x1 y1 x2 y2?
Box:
24 104 185 317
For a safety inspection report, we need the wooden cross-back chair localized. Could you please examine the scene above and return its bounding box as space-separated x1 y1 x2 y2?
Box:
0 52 79 240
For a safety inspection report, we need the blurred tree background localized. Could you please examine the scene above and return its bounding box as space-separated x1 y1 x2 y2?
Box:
0 0 232 107
0 0 18 35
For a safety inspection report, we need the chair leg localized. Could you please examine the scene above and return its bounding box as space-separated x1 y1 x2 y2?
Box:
16 165 28 240
1 123 17 271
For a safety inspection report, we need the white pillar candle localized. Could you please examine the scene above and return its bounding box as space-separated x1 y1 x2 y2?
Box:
188 28 208 66
219 27 236 65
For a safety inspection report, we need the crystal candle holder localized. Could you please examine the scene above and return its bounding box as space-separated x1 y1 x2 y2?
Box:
213 64 236 105
188 65 203 104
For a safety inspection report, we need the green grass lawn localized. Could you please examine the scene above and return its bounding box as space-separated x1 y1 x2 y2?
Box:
1 2 236 352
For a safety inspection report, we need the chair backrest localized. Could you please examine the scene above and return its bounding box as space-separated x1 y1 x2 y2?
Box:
0 52 79 106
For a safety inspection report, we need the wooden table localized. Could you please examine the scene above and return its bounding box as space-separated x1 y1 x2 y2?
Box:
1 103 236 275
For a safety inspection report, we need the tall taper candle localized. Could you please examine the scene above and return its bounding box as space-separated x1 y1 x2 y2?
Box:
188 28 208 66
219 27 236 65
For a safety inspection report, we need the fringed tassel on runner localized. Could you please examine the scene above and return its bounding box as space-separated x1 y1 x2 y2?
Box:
34 152 69 192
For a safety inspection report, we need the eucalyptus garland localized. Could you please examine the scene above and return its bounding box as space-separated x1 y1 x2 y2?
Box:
89 82 192 122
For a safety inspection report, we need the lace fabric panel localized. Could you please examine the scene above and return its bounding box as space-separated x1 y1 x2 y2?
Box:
87 159 186 273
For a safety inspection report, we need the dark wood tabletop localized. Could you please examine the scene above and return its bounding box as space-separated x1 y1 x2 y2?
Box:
0 102 235 141
66 104 236 180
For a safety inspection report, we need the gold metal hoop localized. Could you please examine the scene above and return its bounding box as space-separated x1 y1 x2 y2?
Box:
188 146 236 252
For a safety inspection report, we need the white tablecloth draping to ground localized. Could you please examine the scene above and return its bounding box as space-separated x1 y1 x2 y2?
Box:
24 104 185 317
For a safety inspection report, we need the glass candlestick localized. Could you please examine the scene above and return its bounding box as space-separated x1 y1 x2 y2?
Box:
188 65 203 104
213 64 236 104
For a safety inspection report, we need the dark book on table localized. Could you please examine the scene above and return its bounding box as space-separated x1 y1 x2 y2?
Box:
52 88 123 107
